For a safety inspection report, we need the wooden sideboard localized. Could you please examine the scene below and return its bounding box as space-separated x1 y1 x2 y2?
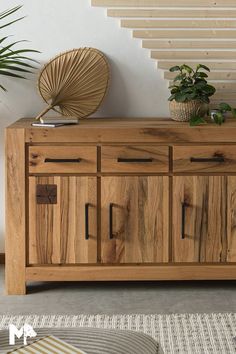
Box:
5 118 236 295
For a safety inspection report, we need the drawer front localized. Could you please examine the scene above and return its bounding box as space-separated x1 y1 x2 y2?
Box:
101 145 169 173
29 146 97 173
173 145 236 172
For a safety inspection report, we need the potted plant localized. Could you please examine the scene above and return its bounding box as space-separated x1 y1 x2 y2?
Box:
190 102 236 126
168 64 216 122
0 5 38 91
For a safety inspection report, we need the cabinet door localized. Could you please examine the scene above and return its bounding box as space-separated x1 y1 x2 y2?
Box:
172 176 236 262
101 176 169 263
28 176 97 264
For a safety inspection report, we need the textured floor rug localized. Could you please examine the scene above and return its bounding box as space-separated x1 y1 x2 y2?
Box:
0 314 235 354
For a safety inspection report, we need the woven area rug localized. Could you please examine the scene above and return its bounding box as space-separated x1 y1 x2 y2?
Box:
0 314 236 354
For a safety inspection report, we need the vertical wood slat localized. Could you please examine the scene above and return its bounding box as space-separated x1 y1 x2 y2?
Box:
101 176 169 264
28 176 97 265
5 128 26 295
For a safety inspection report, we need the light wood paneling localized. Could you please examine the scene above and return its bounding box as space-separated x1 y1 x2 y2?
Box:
152 51 236 60
101 176 169 264
5 128 26 295
213 92 236 100
122 19 236 29
26 265 236 281
93 0 236 104
144 40 236 50
169 80 236 92
92 0 236 7
173 146 236 173
134 30 236 39
101 145 169 173
227 177 236 262
29 146 97 174
165 71 236 81
12 118 236 144
159 61 236 70
28 176 97 265
210 83 236 91
108 9 236 18
172 176 231 263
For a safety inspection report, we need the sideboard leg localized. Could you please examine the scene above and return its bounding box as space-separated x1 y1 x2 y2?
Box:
5 128 26 295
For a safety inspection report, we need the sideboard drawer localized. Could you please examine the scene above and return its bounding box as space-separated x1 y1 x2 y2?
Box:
29 146 97 173
173 146 236 172
101 145 169 173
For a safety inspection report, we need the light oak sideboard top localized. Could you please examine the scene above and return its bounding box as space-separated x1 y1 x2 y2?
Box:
7 117 236 143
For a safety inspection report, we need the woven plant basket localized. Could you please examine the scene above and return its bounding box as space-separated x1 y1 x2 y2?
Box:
169 100 207 122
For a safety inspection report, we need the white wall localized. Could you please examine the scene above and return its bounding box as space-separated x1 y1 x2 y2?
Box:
0 0 169 252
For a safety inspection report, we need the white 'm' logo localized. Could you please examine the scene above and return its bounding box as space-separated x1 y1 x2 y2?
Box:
9 324 37 345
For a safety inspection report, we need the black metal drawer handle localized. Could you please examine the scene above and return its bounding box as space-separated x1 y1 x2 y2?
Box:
44 158 82 163
190 157 225 163
181 202 188 240
85 203 90 240
117 158 153 163
109 203 115 240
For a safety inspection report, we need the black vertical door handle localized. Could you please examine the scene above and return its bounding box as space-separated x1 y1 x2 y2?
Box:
181 202 188 240
109 203 115 240
85 203 90 240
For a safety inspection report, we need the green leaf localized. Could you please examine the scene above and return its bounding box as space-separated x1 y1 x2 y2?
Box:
0 59 35 69
0 84 7 91
0 36 10 45
182 64 193 74
0 40 28 56
0 5 22 21
173 73 186 82
189 115 207 126
212 112 224 125
174 92 187 102
168 94 176 101
0 64 31 73
219 102 232 112
5 55 39 63
0 70 26 79
0 48 39 59
169 66 180 72
195 72 208 78
196 64 211 72
231 108 236 117
0 16 25 30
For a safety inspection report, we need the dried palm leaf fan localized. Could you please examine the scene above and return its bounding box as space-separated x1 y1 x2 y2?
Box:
36 48 110 120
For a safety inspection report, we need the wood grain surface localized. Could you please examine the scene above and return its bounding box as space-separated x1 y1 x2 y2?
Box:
101 145 169 173
92 0 236 7
5 128 26 295
9 118 236 143
28 176 97 264
26 264 236 281
101 176 169 263
173 146 236 173
29 146 97 173
172 176 236 263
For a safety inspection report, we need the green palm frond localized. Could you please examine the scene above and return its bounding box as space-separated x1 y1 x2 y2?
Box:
0 5 39 91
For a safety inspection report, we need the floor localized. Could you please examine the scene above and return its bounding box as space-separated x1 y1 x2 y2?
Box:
0 265 236 315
